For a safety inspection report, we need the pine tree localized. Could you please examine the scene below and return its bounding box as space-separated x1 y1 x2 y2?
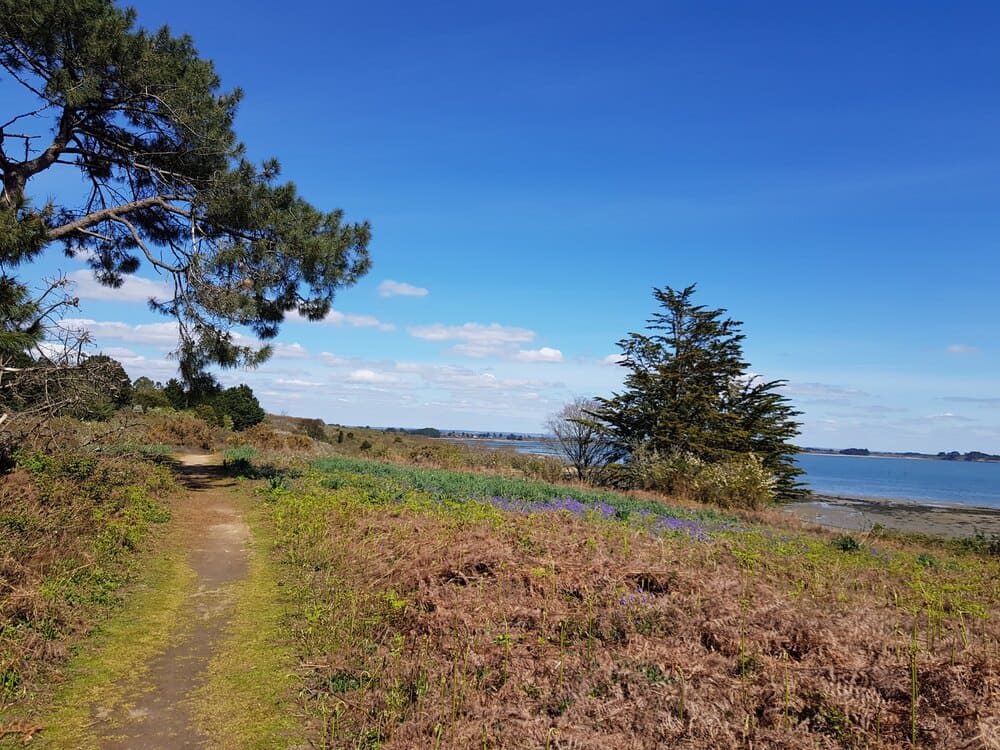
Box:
1 0 370 379
595 285 804 498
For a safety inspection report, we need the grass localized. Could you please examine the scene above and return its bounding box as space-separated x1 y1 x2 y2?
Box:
4 420 997 748
27 550 196 748
192 487 304 748
241 452 999 749
312 454 733 526
0 451 177 737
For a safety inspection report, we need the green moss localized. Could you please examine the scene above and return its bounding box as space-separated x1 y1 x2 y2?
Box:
30 550 195 748
193 495 303 749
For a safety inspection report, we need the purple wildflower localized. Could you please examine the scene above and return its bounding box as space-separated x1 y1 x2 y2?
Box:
488 496 617 519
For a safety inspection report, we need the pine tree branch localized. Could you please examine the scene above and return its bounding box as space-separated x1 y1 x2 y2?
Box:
106 213 185 274
44 194 188 241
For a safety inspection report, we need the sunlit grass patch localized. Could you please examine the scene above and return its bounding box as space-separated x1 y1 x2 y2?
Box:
313 455 733 529
193 493 303 749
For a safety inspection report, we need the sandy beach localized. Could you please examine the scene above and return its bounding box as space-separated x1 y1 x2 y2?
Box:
783 494 1000 539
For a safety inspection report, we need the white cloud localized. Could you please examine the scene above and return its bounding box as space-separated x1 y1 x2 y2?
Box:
409 322 534 345
515 347 564 363
96 346 140 359
408 322 535 358
925 412 977 423
946 343 979 355
61 318 179 348
781 382 870 400
87 347 175 380
320 351 357 367
327 310 395 331
272 342 310 359
394 362 560 399
67 269 171 303
274 377 325 388
601 353 626 366
287 309 395 331
347 369 400 384
378 279 429 297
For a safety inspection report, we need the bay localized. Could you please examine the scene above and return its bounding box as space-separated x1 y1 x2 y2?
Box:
795 453 1000 509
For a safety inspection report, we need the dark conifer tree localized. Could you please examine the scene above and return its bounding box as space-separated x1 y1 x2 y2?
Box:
595 285 804 498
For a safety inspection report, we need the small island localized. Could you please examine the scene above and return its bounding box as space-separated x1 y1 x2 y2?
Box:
804 447 1000 462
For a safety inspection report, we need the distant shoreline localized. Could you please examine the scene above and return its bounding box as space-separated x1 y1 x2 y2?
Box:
802 450 1000 463
783 493 1000 539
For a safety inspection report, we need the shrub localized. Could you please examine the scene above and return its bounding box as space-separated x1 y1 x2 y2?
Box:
132 383 172 411
239 423 287 450
286 434 313 451
297 418 328 442
223 446 257 475
605 448 775 510
952 532 1000 557
832 534 861 553
0 451 175 707
213 384 266 431
693 453 775 510
620 447 704 498
143 412 216 450
194 403 222 427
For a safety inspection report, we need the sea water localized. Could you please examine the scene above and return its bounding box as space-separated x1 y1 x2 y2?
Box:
795 453 1000 509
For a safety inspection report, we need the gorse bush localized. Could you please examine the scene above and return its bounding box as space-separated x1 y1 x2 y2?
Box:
694 453 775 510
238 423 287 450
144 412 216 450
231 424 317 452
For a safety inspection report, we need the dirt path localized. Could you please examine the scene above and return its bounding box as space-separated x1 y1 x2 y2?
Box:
96 454 248 749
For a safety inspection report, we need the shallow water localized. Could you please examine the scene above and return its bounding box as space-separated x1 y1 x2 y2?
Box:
795 453 1000 509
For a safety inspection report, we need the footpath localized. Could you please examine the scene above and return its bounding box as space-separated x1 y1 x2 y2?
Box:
95 454 249 748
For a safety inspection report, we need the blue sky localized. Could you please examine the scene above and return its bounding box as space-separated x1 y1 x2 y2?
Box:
7 1 1000 451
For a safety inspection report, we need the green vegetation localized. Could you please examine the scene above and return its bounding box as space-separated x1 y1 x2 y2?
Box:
593 284 803 499
0 415 996 748
193 492 302 749
313 455 730 525
0 451 177 724
34 545 196 748
141 375 266 431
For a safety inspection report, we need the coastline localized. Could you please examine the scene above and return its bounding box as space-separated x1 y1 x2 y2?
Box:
782 493 1000 539
803 450 1000 463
